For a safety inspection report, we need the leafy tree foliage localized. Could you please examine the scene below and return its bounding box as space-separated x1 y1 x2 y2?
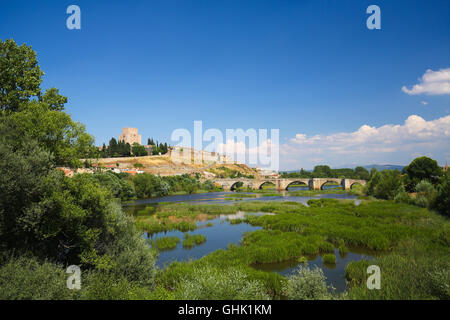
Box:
403 156 443 192
284 265 334 300
281 165 370 180
0 39 43 112
0 39 95 167
367 170 403 200
434 171 450 217
132 142 148 156
147 138 169 155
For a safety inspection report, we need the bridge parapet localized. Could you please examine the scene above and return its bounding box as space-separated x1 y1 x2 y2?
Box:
211 177 367 191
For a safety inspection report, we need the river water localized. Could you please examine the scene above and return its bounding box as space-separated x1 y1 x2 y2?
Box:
126 187 372 292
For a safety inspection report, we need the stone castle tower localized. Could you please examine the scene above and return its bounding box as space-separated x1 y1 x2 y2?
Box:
119 127 142 145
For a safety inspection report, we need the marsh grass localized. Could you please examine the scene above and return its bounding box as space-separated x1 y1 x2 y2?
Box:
322 253 337 264
182 233 207 248
148 236 180 251
137 198 449 299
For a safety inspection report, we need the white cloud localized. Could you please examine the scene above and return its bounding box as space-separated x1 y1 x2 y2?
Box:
281 115 450 170
421 101 429 105
402 68 450 95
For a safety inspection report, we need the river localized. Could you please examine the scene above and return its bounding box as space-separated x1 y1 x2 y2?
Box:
126 188 372 292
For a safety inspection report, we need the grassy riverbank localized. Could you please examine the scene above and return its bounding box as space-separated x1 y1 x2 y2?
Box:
134 198 449 300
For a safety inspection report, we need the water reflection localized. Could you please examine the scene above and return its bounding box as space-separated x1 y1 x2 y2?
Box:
124 190 358 213
252 248 374 292
144 213 264 268
128 191 366 292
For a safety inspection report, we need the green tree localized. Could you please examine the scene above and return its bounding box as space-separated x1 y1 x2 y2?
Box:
403 156 443 191
132 143 147 156
434 171 450 217
354 166 370 180
0 39 43 112
374 170 403 200
313 165 332 178
39 88 68 111
108 138 118 157
0 39 95 167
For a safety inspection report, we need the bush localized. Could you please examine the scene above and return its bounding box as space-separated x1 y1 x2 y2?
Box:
394 189 414 204
429 268 450 300
403 156 443 192
284 265 334 300
434 172 450 217
100 202 157 287
0 256 74 300
79 271 152 300
174 265 269 300
415 180 437 208
373 170 403 200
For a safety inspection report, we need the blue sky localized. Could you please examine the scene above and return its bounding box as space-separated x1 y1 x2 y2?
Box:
1 0 449 169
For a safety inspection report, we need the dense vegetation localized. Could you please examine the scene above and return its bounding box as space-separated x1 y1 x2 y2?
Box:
0 39 157 299
1 39 448 300
142 199 449 300
364 158 449 217
281 165 370 180
97 137 170 158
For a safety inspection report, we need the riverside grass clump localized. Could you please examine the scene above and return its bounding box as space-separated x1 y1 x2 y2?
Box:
322 253 337 264
136 199 449 299
182 233 207 248
148 236 180 251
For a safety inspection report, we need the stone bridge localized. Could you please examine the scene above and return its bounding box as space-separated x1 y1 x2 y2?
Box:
208 178 367 191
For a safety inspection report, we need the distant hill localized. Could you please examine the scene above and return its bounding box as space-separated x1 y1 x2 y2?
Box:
363 164 404 171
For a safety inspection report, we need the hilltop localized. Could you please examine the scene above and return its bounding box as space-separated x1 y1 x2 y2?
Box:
89 154 259 177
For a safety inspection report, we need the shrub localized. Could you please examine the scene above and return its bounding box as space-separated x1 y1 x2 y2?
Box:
415 180 437 208
284 265 334 300
0 256 74 300
434 172 450 217
429 268 450 300
80 271 151 300
394 189 414 204
174 265 269 300
373 170 403 200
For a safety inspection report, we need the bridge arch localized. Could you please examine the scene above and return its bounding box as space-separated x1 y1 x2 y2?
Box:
256 180 276 190
350 182 362 189
319 179 343 190
230 181 244 191
285 180 309 191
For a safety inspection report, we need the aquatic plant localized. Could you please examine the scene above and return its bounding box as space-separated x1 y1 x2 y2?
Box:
148 236 180 251
322 253 337 264
182 233 207 248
